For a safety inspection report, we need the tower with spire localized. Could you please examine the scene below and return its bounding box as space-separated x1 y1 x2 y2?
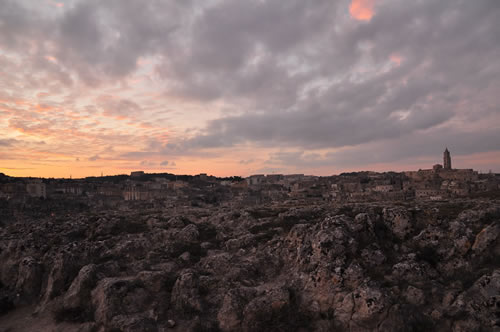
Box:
443 148 452 170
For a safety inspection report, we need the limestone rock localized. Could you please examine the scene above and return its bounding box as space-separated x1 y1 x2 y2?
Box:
43 253 81 301
1 200 500 331
350 284 388 329
217 288 255 332
472 223 500 252
177 224 199 243
63 264 97 311
170 271 202 314
383 207 412 239
15 256 42 302
92 277 152 326
404 285 425 306
241 287 291 332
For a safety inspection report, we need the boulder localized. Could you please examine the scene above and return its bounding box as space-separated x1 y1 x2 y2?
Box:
63 264 97 311
333 292 354 327
43 253 81 301
351 213 374 233
170 271 202 315
15 256 43 302
383 208 412 239
472 223 500 252
92 277 152 326
217 287 256 331
404 286 425 306
449 269 500 329
241 287 291 332
177 224 199 243
350 284 388 329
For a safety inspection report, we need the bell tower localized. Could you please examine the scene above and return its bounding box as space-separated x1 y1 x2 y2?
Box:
443 148 452 170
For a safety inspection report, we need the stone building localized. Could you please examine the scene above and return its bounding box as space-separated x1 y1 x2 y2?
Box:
123 185 150 201
415 189 446 200
130 171 145 178
373 184 395 193
246 175 265 186
444 148 452 170
26 180 46 198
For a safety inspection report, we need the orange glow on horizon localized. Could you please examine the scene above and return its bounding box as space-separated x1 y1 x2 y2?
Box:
349 0 376 21
2 149 500 179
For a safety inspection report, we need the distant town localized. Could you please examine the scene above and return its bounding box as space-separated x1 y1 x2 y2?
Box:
1 149 499 209
2 149 500 331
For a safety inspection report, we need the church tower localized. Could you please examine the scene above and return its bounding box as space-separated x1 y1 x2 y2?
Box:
443 148 452 170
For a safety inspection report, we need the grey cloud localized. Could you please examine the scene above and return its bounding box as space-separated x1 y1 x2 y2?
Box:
1 0 499 171
265 127 500 170
0 1 74 88
159 0 500 155
160 160 169 166
0 0 190 85
252 167 284 175
89 154 100 161
96 95 141 118
167 104 452 151
0 1 47 49
140 160 156 167
0 138 18 147
119 151 153 159
119 146 218 160
159 0 340 107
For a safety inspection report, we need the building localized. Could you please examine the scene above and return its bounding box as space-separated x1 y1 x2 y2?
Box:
55 184 84 195
26 180 46 198
97 185 122 196
123 185 150 201
1 183 26 199
444 148 452 170
246 175 265 186
131 171 145 178
230 181 248 189
415 189 446 200
266 174 284 183
433 164 443 172
373 184 394 193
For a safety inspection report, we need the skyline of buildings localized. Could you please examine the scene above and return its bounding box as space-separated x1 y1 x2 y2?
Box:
2 148 499 179
0 147 500 180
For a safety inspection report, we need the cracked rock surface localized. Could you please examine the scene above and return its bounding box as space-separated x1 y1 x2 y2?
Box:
1 199 499 331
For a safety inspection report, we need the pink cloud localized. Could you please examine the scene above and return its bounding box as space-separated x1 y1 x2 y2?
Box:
37 92 51 98
390 54 404 66
349 0 376 21
47 1 64 8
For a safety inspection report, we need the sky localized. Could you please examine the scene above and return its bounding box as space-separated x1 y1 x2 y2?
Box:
0 0 499 178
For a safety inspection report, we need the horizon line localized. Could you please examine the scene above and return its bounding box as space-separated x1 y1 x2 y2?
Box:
2 167 497 181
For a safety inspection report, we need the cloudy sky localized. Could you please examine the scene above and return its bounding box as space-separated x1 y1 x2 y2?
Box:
1 0 499 178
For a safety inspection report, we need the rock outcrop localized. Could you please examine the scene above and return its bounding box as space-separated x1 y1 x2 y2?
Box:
0 200 499 331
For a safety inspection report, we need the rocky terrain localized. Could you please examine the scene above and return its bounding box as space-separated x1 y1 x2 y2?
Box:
1 199 499 331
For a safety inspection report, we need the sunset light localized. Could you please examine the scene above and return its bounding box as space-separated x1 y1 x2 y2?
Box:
349 0 376 21
1 2 500 330
1 0 499 178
